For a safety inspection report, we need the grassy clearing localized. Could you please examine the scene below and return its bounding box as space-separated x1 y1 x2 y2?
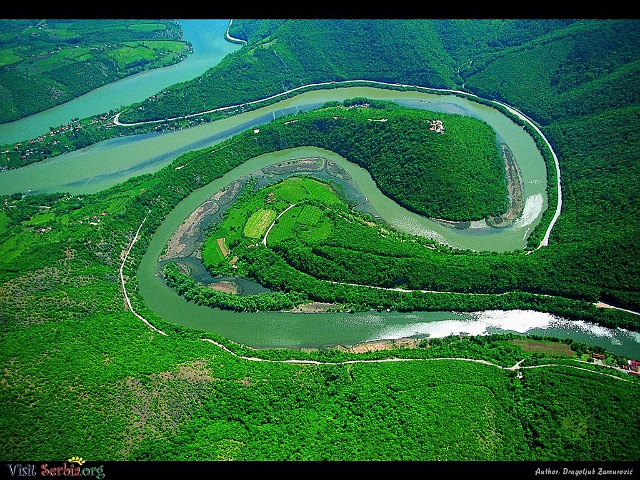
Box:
269 176 340 205
22 211 55 226
267 204 332 245
243 209 277 239
202 236 227 267
268 207 298 244
510 339 575 357
0 48 21 68
124 177 162 196
40 28 79 41
128 23 168 33
0 211 10 235
25 47 93 74
202 176 341 264
109 41 185 69
0 231 37 267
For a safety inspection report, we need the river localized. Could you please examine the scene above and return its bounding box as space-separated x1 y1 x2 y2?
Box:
0 20 241 145
0 88 546 252
2 20 638 357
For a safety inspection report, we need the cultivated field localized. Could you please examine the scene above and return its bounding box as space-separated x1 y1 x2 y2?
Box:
243 209 277 239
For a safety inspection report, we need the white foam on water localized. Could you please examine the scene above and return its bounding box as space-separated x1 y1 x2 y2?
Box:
474 309 556 332
623 329 640 344
371 319 486 342
367 310 626 344
515 193 544 229
544 318 617 339
390 215 452 247
371 310 556 342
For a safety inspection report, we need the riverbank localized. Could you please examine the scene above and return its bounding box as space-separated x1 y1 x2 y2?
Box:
486 144 525 228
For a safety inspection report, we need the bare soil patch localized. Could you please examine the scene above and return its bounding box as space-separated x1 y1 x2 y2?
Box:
486 144 525 228
208 280 239 295
159 182 242 262
262 156 326 174
337 337 422 353
285 301 338 313
216 237 229 257
510 339 575 357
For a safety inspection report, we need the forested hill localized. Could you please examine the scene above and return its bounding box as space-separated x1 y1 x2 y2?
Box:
461 20 640 125
119 19 461 123
119 19 609 124
117 19 640 128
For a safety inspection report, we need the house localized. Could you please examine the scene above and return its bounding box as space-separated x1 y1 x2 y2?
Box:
629 360 640 372
428 119 445 133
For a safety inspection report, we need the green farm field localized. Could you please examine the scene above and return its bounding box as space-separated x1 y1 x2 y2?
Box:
202 176 342 270
268 203 332 245
244 209 277 238
0 19 189 123
109 41 187 69
3 19 640 466
510 339 576 357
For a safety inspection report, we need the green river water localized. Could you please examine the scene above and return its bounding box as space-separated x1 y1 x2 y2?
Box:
1 20 638 356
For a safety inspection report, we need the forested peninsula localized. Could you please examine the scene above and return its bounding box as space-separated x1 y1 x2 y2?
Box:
1 19 640 464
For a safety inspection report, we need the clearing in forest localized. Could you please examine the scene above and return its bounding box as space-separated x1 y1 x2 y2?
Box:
244 209 277 239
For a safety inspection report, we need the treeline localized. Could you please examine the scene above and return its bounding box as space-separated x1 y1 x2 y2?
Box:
1 158 638 462
3 19 640 464
121 100 509 222
145 166 634 329
131 19 613 126
132 347 640 461
7 96 634 324
172 237 635 329
81 99 636 324
162 262 307 311
256 102 508 220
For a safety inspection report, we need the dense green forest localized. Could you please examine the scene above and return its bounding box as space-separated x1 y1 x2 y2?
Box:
1 19 640 464
0 20 190 123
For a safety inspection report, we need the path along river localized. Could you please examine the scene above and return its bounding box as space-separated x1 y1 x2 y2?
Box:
1 20 638 356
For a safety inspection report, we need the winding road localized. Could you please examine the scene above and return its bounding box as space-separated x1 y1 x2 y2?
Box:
262 203 296 246
119 209 167 336
199 338 632 382
112 79 562 250
118 211 636 382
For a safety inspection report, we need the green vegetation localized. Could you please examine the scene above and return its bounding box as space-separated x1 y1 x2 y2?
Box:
1 19 640 463
0 20 190 123
161 168 630 331
243 209 277 239
133 355 639 461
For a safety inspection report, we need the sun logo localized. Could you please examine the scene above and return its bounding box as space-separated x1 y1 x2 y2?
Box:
67 456 85 466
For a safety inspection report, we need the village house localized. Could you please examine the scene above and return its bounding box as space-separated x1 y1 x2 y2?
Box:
429 119 445 133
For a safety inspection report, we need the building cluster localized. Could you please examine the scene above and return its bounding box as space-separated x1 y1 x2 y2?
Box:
628 360 640 377
266 192 277 204
429 119 445 133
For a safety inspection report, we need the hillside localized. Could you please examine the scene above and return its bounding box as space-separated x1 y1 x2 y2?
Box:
0 20 190 123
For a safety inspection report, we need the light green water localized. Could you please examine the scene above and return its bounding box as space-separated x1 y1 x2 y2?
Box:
0 87 547 252
0 20 241 145
2 40 636 355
